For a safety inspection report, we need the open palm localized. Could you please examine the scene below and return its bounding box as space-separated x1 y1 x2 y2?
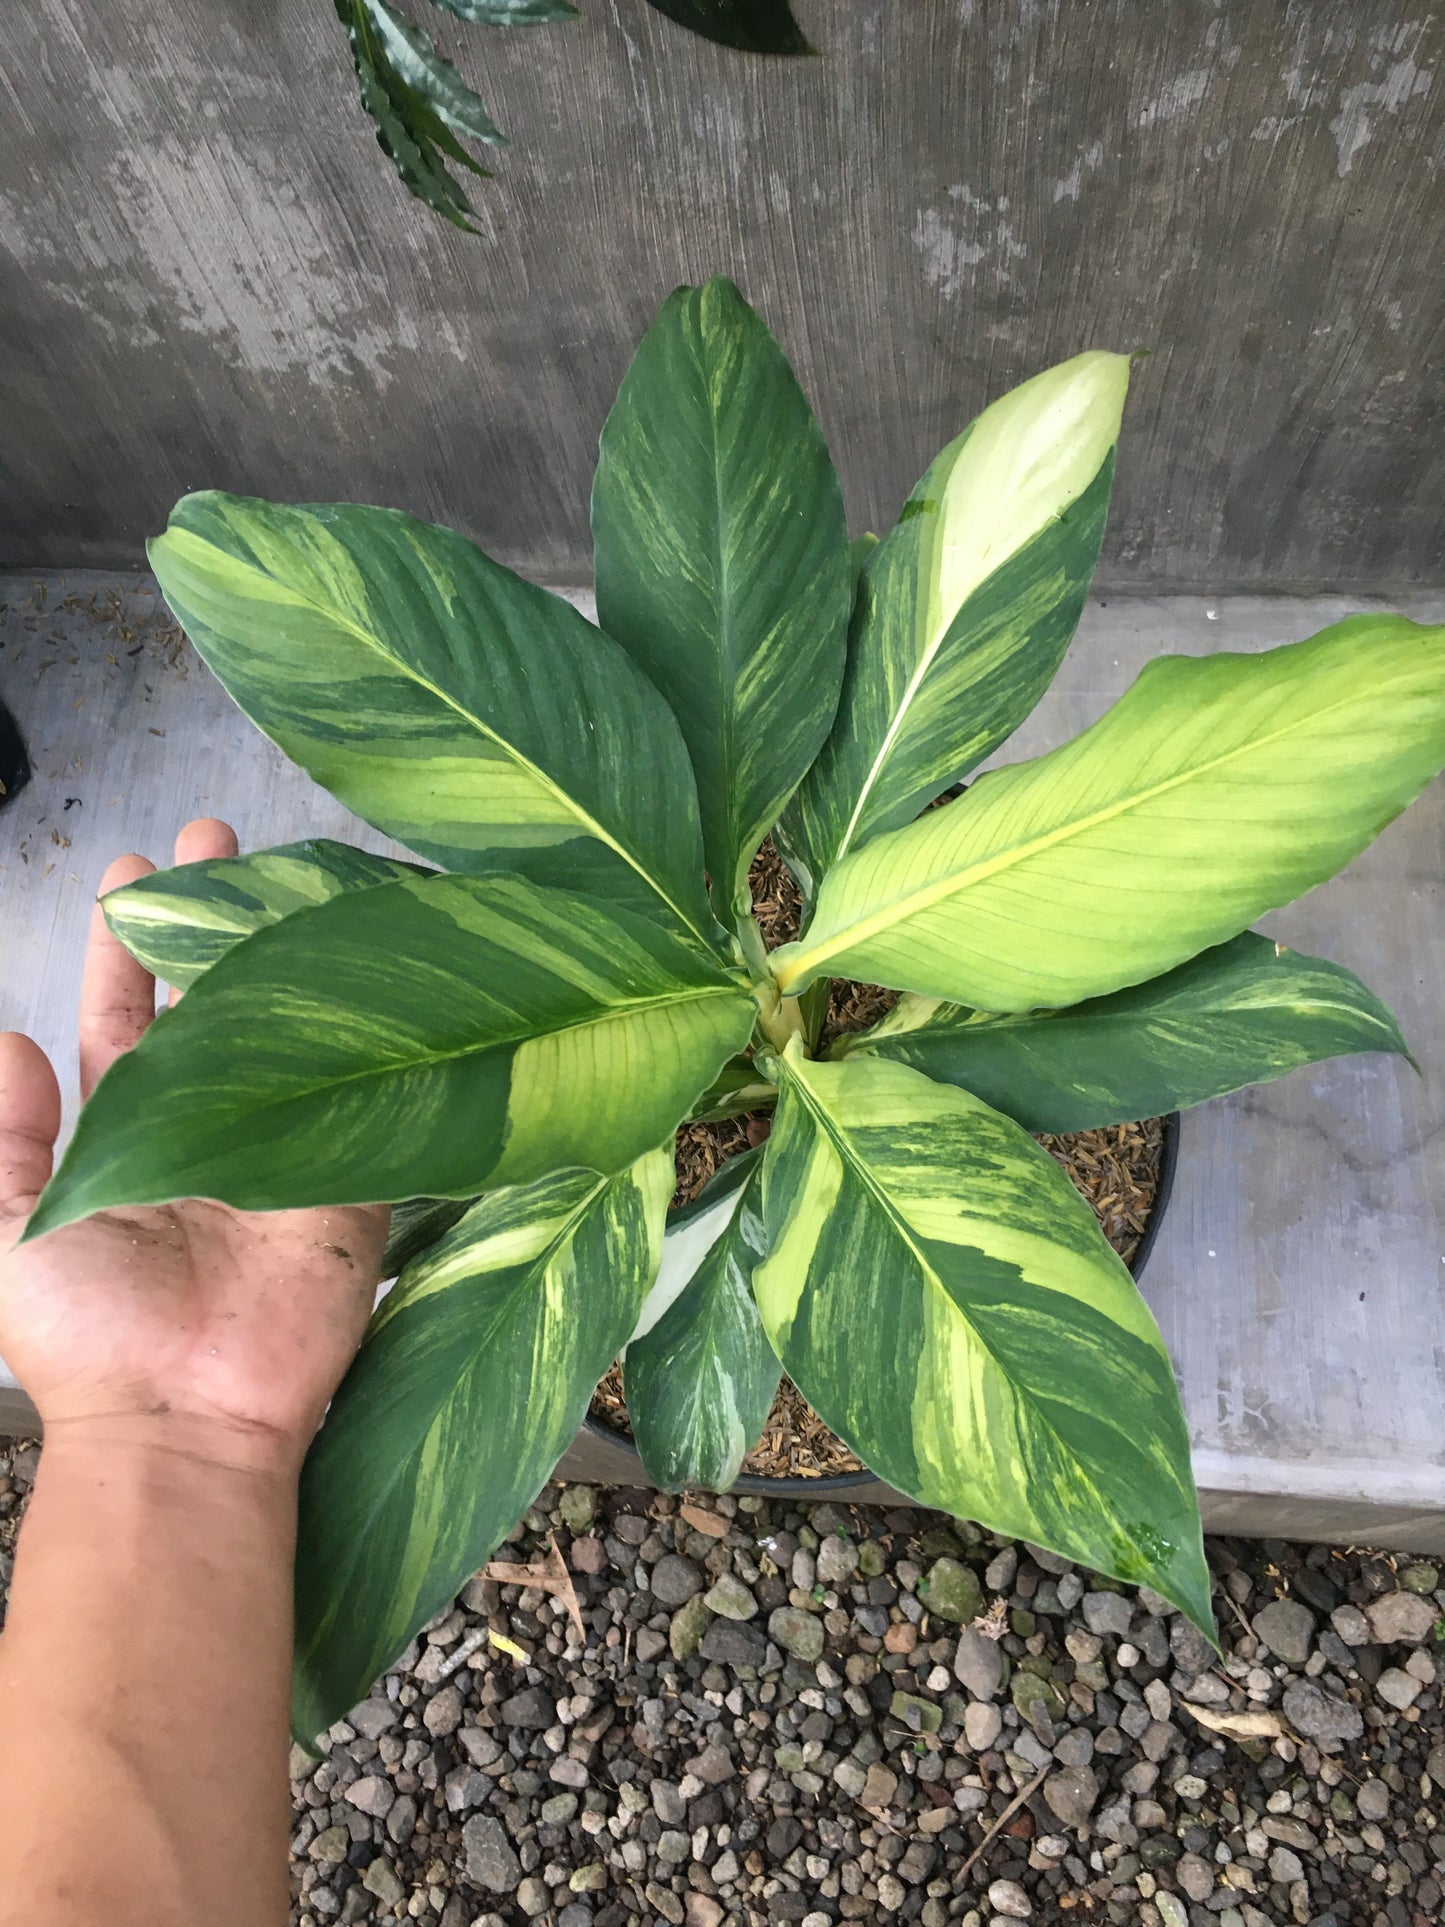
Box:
0 820 388 1473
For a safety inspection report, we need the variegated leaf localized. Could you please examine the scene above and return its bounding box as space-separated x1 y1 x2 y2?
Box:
293 1148 671 1739
772 616 1445 1011
843 932 1411 1133
102 839 424 990
148 493 717 947
779 354 1128 894
26 875 754 1238
754 1046 1212 1630
686 1054 777 1123
624 1147 779 1492
593 276 851 907
383 1195 473 1276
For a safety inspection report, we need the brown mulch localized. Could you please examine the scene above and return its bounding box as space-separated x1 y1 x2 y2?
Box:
590 837 1168 1481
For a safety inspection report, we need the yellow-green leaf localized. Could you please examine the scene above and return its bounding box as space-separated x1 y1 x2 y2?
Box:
773 616 1445 1011
779 353 1128 893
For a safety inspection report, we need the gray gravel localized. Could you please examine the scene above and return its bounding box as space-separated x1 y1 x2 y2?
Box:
1 1441 1443 1927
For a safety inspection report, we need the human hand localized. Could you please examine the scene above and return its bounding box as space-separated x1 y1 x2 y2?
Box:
0 819 389 1477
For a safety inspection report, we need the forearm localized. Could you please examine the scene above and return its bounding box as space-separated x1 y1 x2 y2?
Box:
0 1418 299 1927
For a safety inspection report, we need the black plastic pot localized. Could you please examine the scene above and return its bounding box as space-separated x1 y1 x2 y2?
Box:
565 1109 1181 1501
0 696 29 811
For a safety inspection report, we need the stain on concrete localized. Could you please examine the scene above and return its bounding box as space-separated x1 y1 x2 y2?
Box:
1137 68 1212 129
1330 50 1434 175
913 187 1028 299
1052 139 1104 204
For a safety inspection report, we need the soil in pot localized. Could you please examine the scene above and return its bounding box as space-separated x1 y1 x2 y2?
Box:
589 840 1171 1482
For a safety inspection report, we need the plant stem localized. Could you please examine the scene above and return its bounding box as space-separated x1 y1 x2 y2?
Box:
738 911 805 1054
753 979 805 1055
735 910 772 984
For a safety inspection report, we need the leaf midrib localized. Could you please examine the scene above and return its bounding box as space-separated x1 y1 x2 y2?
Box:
206 538 707 944
186 980 745 1122
777 671 1392 988
834 526 950 864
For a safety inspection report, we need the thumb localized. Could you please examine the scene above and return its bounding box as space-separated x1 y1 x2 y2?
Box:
0 1033 62 1237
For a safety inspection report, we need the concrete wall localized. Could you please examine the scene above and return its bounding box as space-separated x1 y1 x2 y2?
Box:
0 1 1440 587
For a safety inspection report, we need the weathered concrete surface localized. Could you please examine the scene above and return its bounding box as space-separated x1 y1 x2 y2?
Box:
1 4 1441 588
2 575 1442 1554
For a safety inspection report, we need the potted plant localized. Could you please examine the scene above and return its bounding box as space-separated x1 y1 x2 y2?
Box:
23 279 1443 1741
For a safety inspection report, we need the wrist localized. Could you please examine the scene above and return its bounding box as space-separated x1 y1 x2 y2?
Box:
36 1405 309 1486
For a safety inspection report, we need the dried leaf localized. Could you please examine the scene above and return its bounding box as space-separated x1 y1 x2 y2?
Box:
680 1503 730 1538
484 1534 585 1642
1182 1703 1283 1742
969 1598 1009 1641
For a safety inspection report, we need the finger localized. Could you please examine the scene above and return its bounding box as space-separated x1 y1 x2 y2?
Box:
169 820 240 1005
173 817 240 866
79 853 158 1098
0 1033 62 1229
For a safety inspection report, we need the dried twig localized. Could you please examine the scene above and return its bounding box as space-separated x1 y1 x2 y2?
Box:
958 1764 1049 1882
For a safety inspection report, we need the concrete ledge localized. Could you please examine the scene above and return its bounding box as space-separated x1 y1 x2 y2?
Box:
3 578 1442 1553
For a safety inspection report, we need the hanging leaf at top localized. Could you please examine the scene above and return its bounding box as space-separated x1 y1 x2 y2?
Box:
431 0 576 20
337 0 808 229
641 0 814 56
337 0 505 233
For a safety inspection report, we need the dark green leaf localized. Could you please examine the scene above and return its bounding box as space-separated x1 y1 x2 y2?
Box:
643 0 815 55
294 1150 670 1738
361 0 505 145
336 0 493 233
842 933 1412 1133
594 277 851 908
382 1196 474 1276
686 1054 777 1123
